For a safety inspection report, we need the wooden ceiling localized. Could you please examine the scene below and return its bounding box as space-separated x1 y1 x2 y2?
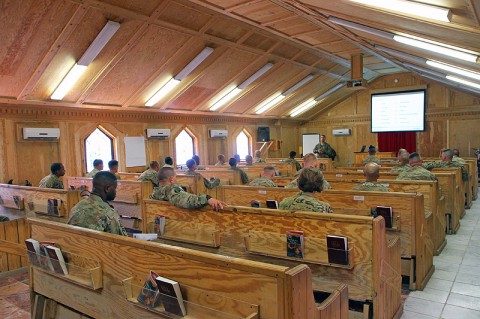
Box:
0 0 478 120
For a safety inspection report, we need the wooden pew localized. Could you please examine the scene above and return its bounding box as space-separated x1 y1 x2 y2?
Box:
117 172 141 181
142 201 402 319
464 158 478 200
431 168 465 221
66 177 153 229
325 179 446 255
0 218 28 274
0 184 82 221
27 218 349 319
216 186 433 290
266 158 334 171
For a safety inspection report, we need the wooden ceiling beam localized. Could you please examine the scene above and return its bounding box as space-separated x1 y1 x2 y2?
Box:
467 0 480 26
261 14 296 26
77 1 170 104
17 4 89 100
225 0 263 12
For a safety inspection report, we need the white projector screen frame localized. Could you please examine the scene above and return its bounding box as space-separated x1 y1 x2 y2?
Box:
302 133 320 156
371 89 426 133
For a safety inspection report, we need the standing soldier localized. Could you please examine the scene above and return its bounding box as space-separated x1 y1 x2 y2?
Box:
313 135 336 160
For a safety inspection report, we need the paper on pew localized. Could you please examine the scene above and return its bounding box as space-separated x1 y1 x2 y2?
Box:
133 233 158 241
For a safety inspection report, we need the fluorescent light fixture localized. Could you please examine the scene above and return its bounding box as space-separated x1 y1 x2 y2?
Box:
145 47 214 106
290 99 318 117
238 63 273 89
210 88 242 111
51 20 120 100
210 63 273 111
175 47 214 80
446 76 480 90
393 35 478 63
283 74 315 96
350 0 451 22
145 78 180 107
255 95 285 114
78 21 121 66
375 45 427 64
315 83 344 101
403 62 448 78
426 61 480 81
329 16 479 63
51 64 87 100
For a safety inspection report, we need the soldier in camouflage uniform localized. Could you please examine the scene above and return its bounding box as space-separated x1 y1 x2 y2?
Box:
150 167 226 209
353 162 390 192
397 152 437 181
253 150 266 163
39 162 65 189
249 166 277 187
138 161 160 187
86 159 103 178
68 171 127 236
283 151 302 171
163 156 175 168
245 155 253 166
452 149 466 166
185 159 220 189
279 167 333 213
285 153 331 190
192 155 205 170
362 146 381 165
229 157 249 184
313 135 336 160
423 149 468 181
108 160 121 180
390 149 410 173
215 154 228 166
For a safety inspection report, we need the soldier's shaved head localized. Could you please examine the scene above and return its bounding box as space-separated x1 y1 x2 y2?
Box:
363 162 380 182
303 153 318 168
149 161 159 169
158 167 176 182
398 149 409 164
441 149 453 162
409 152 422 166
92 171 117 201
263 166 276 178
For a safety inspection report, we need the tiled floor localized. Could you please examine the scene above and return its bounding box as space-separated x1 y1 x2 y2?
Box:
401 188 480 319
0 269 30 319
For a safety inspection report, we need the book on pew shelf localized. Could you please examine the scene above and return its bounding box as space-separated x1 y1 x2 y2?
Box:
13 195 24 209
266 200 278 209
250 200 261 208
38 241 56 271
154 215 166 235
155 276 187 317
375 206 393 228
25 239 42 267
47 198 62 216
45 245 68 275
133 233 158 241
326 235 349 265
137 271 161 308
286 230 304 259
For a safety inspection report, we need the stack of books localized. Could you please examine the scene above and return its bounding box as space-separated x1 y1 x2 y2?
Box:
25 239 68 274
286 230 304 259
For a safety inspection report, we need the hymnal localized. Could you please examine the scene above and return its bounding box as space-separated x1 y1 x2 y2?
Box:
45 245 68 275
155 276 187 317
266 200 278 209
251 200 260 208
25 239 41 267
286 230 304 259
154 215 166 235
38 241 56 271
13 195 23 209
375 206 393 228
326 235 349 265
47 198 62 216
137 271 161 308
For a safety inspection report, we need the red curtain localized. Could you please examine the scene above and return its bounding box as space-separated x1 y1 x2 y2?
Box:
378 132 416 153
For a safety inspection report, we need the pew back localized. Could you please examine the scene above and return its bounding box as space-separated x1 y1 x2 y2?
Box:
0 218 28 273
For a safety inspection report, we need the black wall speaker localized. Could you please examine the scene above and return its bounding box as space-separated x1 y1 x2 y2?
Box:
257 127 270 142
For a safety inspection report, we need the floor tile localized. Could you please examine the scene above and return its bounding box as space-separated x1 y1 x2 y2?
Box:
5 292 31 311
441 304 480 319
400 310 440 319
425 278 454 292
446 293 480 311
409 287 450 303
452 282 480 298
404 297 444 317
0 282 29 297
432 269 457 281
455 272 480 286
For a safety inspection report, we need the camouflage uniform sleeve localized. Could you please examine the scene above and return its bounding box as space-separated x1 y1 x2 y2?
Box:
323 144 335 159
240 171 249 184
150 188 163 200
279 197 293 210
284 179 298 189
322 179 331 190
423 162 440 170
295 162 302 172
460 166 468 182
313 143 320 153
105 211 128 236
203 177 220 189
168 185 209 209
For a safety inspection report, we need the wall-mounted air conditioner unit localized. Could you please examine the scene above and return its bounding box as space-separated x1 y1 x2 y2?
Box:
146 129 171 139
332 129 351 136
22 128 60 140
209 129 228 138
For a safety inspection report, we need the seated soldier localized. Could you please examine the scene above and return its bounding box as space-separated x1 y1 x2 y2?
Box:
452 148 466 165
150 167 226 210
397 152 437 181
108 160 121 180
279 167 333 213
284 151 302 171
362 146 381 165
39 162 65 189
191 155 205 170
245 155 253 166
0 216 10 222
390 149 409 173
353 162 390 192
285 153 330 190
228 157 249 184
249 166 277 187
234 154 241 164
215 154 227 166
424 148 468 181
185 159 220 189
253 150 266 163
68 171 127 236
138 161 160 187
163 156 174 168
86 159 103 178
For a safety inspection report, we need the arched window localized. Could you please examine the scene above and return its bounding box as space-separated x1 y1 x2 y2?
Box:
84 128 114 173
236 130 251 160
175 129 195 166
